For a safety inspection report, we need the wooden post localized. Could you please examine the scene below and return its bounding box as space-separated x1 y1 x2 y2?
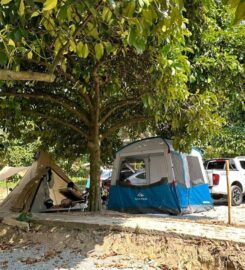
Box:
225 160 232 225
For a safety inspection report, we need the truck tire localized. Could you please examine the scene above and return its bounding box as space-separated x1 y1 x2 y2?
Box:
231 185 243 206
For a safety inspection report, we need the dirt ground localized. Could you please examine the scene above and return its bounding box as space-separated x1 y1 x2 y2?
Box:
0 188 8 202
1 188 245 269
0 222 245 270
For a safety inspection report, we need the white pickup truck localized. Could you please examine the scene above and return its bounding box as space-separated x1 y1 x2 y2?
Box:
204 157 245 206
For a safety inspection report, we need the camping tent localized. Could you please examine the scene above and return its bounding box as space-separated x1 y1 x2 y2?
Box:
0 152 78 213
108 137 213 214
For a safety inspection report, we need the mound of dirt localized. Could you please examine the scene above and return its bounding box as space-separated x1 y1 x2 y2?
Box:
0 222 245 270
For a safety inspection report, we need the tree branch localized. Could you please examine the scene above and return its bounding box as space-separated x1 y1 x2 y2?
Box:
100 99 140 124
32 112 88 138
57 69 94 111
0 70 55 82
0 92 90 126
101 116 154 140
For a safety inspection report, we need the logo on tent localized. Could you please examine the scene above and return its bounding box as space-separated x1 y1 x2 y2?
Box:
135 192 148 201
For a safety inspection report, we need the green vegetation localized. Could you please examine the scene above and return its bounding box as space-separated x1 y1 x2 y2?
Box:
183 1 245 158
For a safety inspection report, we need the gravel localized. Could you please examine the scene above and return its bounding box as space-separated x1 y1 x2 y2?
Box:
146 202 245 225
185 203 245 224
0 244 157 270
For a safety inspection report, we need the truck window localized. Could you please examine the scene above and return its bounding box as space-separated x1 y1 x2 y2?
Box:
240 161 245 170
207 161 225 170
207 160 236 170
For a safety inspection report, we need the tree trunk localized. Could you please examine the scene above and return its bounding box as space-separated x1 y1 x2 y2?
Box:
88 61 102 212
88 129 102 212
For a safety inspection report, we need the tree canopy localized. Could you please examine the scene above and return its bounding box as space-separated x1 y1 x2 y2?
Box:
183 1 245 158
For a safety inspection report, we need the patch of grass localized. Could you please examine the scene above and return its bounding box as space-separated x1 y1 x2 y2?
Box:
0 180 18 189
134 224 141 235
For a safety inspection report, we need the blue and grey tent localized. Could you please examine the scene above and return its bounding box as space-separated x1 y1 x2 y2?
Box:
108 137 213 214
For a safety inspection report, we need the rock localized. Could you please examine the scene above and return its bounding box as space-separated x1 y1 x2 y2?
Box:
2 217 29 231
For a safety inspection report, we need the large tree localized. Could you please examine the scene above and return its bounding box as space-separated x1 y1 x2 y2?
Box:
0 0 242 211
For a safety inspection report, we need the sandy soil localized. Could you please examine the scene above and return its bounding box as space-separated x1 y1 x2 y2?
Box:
0 188 8 202
0 223 245 270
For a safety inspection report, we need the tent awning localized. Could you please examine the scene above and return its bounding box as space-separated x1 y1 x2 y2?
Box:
0 166 30 181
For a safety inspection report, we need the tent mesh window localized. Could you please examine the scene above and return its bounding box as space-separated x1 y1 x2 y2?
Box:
186 156 204 186
118 158 146 185
171 153 185 185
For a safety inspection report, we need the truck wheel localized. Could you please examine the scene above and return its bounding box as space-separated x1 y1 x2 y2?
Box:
231 185 243 206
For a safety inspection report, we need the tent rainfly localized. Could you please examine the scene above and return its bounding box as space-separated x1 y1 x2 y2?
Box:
0 152 78 213
108 137 213 214
0 166 30 181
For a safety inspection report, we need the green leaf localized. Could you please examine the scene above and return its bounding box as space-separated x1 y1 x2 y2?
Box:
82 44 89 58
77 42 89 58
87 22 99 39
69 24 76 35
18 0 25 17
76 42 84 57
84 0 96 17
58 5 67 20
128 27 146 53
31 11 40 18
142 9 156 25
104 41 112 54
102 7 112 22
61 58 67 72
95 43 104 60
69 40 76 52
128 27 136 46
54 38 62 55
123 1 135 17
43 0 57 11
1 0 12 4
8 39 15 47
162 25 167 32
27 51 33 59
